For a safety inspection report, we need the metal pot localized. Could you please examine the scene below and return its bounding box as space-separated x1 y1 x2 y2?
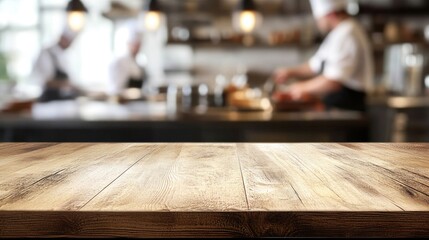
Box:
384 43 429 96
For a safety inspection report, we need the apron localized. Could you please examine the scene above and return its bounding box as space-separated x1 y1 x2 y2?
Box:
322 86 366 112
126 65 146 90
320 60 367 112
127 77 144 89
39 49 79 102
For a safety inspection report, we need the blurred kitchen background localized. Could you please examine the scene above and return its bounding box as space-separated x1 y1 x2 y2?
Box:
0 0 429 143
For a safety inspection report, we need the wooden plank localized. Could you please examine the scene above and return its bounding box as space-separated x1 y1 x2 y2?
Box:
0 143 90 174
246 212 429 238
0 143 58 158
238 144 429 211
339 143 429 185
340 143 429 169
0 143 428 238
238 143 395 210
0 144 158 210
360 143 429 192
310 143 429 210
83 144 247 211
0 211 428 238
236 143 308 210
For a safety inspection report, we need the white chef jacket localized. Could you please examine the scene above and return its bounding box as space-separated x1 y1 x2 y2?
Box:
31 44 71 87
309 18 374 92
108 54 145 95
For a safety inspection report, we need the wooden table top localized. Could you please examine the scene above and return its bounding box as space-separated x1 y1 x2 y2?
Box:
0 143 428 238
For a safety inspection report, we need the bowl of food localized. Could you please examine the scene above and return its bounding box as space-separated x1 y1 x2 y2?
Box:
228 88 272 112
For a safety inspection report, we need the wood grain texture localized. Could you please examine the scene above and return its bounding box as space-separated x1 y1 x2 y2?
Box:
83 144 247 211
1 211 428 238
0 143 158 210
0 143 428 238
237 144 429 211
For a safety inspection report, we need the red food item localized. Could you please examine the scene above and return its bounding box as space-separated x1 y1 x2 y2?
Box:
271 91 323 112
271 91 293 103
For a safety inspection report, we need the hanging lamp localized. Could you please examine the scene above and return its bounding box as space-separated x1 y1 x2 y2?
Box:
66 0 88 32
233 0 262 33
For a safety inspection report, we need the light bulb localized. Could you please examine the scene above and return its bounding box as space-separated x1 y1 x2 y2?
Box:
145 11 161 31
239 11 257 33
67 11 86 32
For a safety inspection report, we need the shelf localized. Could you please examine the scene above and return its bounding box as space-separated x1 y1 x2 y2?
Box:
101 2 139 22
359 5 429 16
167 40 319 50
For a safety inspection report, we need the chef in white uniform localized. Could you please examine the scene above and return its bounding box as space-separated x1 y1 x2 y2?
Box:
108 24 147 96
273 0 374 112
32 27 82 102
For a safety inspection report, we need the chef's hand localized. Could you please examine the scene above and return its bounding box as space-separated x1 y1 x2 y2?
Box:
288 83 308 101
270 84 307 103
273 68 293 84
287 82 311 101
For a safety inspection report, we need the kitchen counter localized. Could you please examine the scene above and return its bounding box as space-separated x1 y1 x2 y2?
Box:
0 143 428 238
368 95 429 109
0 100 369 142
367 96 429 142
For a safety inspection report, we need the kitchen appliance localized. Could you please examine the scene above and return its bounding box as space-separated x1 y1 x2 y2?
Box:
384 44 429 96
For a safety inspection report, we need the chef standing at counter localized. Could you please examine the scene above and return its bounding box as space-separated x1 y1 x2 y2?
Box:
273 0 374 112
31 27 83 102
108 23 147 96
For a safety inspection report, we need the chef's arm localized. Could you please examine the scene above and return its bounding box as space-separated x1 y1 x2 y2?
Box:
274 63 317 84
288 75 342 100
303 76 342 96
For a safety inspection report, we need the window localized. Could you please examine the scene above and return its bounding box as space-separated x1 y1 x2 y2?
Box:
1 0 170 96
0 0 113 93
0 0 39 81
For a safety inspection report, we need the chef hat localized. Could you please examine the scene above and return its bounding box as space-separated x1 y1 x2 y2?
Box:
124 20 143 44
310 0 348 19
128 29 143 44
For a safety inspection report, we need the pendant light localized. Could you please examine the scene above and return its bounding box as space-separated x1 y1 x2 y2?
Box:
233 0 262 33
142 0 163 32
66 0 88 32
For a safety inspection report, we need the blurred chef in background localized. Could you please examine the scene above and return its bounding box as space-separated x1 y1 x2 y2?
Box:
273 0 374 112
31 27 83 102
108 22 147 97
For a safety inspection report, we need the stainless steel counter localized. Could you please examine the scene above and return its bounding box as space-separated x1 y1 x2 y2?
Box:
0 100 369 142
367 95 429 142
368 95 429 109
